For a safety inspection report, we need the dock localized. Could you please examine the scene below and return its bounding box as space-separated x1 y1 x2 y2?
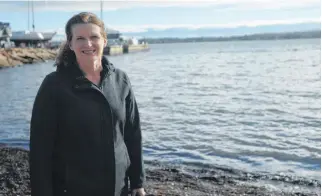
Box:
103 43 150 56
104 27 150 55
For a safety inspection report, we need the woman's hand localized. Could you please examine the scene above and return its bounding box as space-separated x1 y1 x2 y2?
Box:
131 188 146 196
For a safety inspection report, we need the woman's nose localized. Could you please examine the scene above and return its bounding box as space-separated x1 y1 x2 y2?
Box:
84 39 93 46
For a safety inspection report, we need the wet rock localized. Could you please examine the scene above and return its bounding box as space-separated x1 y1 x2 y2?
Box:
0 147 30 196
0 147 320 196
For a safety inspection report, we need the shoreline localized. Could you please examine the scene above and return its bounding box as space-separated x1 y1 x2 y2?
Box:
141 30 320 44
0 48 58 68
0 147 320 196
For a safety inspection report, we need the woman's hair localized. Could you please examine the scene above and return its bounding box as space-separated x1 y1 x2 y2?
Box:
55 12 107 69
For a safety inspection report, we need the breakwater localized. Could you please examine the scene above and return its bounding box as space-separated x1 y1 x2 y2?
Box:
0 44 150 68
0 48 58 68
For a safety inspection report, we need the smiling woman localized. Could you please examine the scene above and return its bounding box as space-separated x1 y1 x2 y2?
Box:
29 12 146 196
69 23 107 85
55 12 107 71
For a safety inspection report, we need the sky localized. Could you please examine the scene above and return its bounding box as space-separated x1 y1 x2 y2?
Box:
0 0 320 38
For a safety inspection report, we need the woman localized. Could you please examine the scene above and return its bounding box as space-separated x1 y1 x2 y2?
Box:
29 12 145 196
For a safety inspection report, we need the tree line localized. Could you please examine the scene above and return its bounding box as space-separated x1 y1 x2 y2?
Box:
140 30 321 44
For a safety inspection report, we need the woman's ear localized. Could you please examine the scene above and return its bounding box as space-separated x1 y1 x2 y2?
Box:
104 39 107 47
69 42 73 51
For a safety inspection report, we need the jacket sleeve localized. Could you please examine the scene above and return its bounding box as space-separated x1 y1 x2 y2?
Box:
124 76 145 190
29 74 58 196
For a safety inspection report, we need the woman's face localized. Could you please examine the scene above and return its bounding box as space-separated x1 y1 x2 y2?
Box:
69 23 107 64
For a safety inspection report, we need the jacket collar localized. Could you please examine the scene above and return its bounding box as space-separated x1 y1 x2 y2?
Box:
58 56 115 81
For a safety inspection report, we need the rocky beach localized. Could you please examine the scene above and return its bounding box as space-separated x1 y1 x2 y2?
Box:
0 48 58 68
0 147 320 196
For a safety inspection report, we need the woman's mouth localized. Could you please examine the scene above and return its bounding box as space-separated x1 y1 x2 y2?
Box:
82 49 96 55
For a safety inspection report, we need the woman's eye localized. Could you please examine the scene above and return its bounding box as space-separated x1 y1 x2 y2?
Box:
76 37 84 40
93 35 102 39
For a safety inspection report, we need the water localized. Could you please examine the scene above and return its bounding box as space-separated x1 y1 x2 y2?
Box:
0 39 320 182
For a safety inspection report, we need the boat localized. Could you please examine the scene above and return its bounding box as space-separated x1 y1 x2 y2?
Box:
10 31 56 48
10 1 56 48
103 28 149 55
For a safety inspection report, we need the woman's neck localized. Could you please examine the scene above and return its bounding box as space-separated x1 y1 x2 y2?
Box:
77 59 102 85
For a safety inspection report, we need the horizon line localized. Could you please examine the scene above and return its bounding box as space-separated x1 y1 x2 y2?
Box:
50 29 321 41
42 20 321 36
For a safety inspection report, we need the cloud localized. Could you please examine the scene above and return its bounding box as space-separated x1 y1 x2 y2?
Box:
47 18 319 34
214 0 320 11
0 1 221 12
8 0 318 35
110 18 321 33
0 0 319 12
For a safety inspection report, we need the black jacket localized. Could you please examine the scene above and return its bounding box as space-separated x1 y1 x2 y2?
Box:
29 57 145 196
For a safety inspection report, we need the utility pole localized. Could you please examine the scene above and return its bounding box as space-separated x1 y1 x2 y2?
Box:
28 0 30 30
32 0 35 32
100 1 103 20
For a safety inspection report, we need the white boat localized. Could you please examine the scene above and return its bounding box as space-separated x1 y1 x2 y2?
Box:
10 31 56 47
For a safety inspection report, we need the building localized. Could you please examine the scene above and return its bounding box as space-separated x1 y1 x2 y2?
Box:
106 27 122 46
0 22 12 48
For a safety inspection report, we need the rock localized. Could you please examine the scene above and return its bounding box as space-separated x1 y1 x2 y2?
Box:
0 48 58 68
8 51 29 63
0 54 10 67
0 147 320 196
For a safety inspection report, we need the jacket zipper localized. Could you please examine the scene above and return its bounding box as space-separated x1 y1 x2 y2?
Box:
99 83 104 138
76 82 114 137
75 73 116 194
64 163 68 194
100 107 104 138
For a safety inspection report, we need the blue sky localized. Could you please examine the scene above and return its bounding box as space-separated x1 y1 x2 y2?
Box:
0 0 320 37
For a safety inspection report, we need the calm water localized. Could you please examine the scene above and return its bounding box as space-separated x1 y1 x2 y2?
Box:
0 39 320 181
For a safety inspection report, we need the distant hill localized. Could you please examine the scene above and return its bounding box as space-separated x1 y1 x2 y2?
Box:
140 30 321 44
123 22 321 38
51 22 321 42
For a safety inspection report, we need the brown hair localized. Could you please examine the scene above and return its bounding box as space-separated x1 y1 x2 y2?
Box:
55 12 107 69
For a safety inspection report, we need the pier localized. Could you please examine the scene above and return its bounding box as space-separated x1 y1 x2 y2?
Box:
103 43 150 56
